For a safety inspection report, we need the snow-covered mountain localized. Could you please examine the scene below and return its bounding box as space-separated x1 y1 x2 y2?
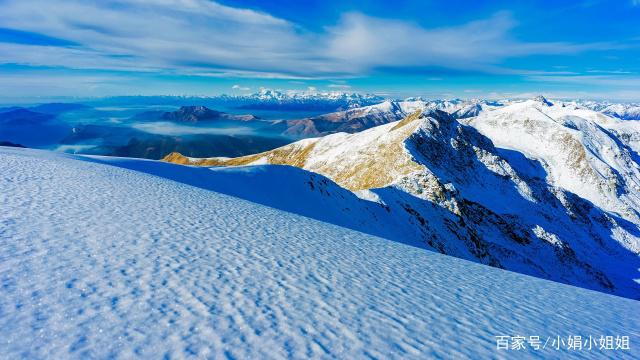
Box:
246 88 384 104
405 97 508 117
577 100 640 120
81 91 387 115
2 146 639 358
275 98 503 136
273 100 419 136
166 97 640 299
603 104 640 120
465 97 640 219
220 89 386 112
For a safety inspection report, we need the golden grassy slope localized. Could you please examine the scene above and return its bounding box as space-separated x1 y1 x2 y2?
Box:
163 110 425 191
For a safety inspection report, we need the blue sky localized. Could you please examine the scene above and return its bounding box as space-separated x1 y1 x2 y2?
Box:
0 0 639 101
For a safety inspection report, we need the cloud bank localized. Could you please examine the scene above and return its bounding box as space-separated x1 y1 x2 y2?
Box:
0 0 612 79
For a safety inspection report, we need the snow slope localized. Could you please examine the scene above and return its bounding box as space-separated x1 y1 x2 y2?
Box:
1 146 638 359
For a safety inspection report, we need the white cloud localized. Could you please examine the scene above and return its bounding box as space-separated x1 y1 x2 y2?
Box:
0 71 133 97
132 122 254 136
0 1 619 78
0 0 315 76
325 12 615 73
527 74 640 87
327 84 351 89
585 69 633 74
232 84 251 91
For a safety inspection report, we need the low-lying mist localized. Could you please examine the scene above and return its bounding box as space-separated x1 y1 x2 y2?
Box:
0 101 300 160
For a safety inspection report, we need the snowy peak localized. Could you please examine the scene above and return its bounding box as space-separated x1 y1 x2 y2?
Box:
532 95 553 106
244 88 386 106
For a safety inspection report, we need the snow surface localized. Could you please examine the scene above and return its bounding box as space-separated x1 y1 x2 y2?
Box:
1 147 639 359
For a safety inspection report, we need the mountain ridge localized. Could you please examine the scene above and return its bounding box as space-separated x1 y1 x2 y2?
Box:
164 99 640 299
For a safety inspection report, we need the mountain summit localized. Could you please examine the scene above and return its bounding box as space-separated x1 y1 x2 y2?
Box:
164 106 259 122
532 95 553 106
134 105 258 122
161 105 224 122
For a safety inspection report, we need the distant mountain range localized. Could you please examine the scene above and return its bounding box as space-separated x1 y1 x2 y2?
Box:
233 89 385 110
0 102 88 115
23 91 639 120
165 96 640 299
3 95 640 161
263 96 640 137
127 99 506 137
0 108 71 147
81 90 386 113
272 99 505 136
575 100 640 120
